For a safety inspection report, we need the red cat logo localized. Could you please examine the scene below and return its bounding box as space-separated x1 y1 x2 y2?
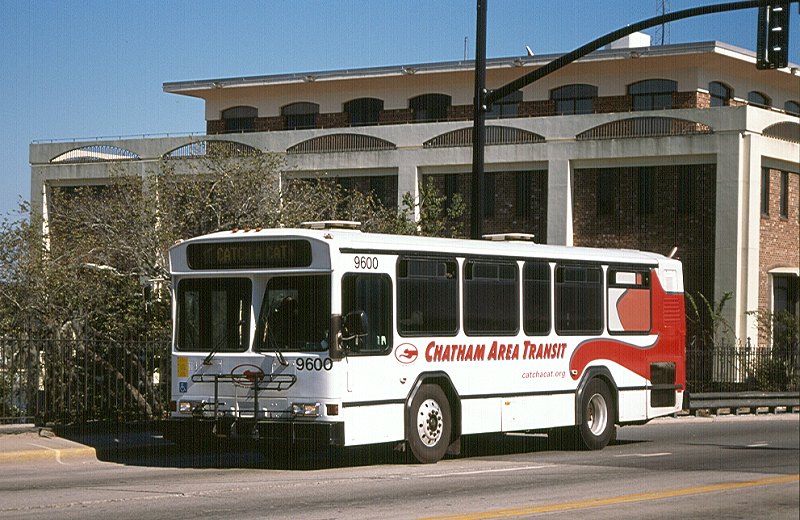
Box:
395 343 419 364
231 364 264 387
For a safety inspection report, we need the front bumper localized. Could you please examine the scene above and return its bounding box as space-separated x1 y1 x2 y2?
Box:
163 417 345 446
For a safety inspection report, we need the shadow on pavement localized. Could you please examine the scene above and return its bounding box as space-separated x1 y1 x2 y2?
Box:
50 421 637 470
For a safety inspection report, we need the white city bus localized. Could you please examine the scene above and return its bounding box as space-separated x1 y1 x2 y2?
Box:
166 221 686 463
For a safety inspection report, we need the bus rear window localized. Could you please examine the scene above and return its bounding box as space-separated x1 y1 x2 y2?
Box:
608 268 651 334
177 278 251 353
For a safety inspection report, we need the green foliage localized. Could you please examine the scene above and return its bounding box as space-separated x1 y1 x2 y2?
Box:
0 151 467 421
746 308 799 391
1 152 469 340
685 291 735 348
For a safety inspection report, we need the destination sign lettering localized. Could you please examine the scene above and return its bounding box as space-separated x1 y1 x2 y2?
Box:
187 240 312 270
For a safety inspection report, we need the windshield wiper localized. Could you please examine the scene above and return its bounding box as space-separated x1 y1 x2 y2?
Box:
203 334 227 366
273 342 288 367
263 296 293 367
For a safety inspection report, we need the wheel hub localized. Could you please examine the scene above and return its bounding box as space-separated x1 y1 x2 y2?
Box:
417 398 443 447
587 393 608 436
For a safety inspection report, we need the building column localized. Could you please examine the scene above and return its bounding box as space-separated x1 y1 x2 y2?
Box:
547 159 572 246
715 131 761 346
396 163 419 221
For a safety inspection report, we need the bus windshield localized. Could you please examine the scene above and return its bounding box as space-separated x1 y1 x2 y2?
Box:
176 277 251 353
255 274 331 353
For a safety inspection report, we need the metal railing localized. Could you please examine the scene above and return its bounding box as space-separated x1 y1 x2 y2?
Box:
3 338 798 424
686 344 800 393
1 338 169 425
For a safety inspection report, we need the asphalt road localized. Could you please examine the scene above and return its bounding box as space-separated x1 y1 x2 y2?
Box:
0 414 797 519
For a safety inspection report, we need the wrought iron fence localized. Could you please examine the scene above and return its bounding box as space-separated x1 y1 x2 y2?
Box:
3 337 798 423
1 338 169 424
686 343 800 393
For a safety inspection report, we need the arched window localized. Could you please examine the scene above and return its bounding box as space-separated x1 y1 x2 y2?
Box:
409 93 451 122
282 102 319 130
486 90 522 119
708 82 732 107
222 106 257 133
784 100 800 116
344 98 384 126
551 84 598 115
628 79 676 111
747 91 771 108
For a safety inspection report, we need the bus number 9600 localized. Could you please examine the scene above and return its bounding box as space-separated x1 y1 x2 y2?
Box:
296 357 333 371
354 256 378 270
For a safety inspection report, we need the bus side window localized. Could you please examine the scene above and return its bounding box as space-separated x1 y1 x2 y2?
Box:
523 261 551 335
464 259 519 335
398 257 459 336
555 264 603 335
342 273 392 354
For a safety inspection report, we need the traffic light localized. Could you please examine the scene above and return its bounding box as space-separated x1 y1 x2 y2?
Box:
757 2 791 69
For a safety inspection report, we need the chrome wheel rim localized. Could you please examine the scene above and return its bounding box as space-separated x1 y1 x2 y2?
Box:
587 393 608 436
417 398 444 447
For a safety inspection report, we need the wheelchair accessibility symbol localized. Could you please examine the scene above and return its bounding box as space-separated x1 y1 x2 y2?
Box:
179 381 188 393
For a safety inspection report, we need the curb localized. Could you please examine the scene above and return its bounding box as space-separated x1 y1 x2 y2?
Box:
0 446 97 463
0 426 99 464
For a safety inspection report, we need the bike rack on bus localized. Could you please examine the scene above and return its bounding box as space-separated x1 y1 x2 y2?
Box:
190 373 297 423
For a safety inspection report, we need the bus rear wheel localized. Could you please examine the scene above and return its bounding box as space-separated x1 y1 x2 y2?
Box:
407 384 451 464
578 378 616 450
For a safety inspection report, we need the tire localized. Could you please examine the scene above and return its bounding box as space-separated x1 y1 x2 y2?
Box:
407 383 452 463
577 378 616 450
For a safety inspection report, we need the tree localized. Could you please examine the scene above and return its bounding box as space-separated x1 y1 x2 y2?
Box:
0 149 465 421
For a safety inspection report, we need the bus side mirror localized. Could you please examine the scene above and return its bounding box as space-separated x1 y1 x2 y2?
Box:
342 310 368 352
344 310 367 336
330 314 344 360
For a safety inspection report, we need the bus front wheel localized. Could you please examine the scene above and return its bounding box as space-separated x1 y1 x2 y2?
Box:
407 384 451 463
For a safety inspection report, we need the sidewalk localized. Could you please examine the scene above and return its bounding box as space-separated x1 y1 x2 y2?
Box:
0 421 177 465
0 424 97 463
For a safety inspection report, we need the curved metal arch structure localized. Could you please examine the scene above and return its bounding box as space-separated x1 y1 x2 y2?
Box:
762 121 800 144
576 117 713 141
424 125 545 148
287 133 396 154
50 145 140 163
162 140 261 159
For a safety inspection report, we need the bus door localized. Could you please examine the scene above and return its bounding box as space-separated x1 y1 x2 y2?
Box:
340 271 394 392
340 270 405 443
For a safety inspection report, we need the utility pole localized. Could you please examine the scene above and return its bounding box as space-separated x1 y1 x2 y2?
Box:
471 0 488 239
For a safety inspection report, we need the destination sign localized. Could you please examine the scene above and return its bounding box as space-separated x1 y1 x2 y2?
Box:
187 239 312 270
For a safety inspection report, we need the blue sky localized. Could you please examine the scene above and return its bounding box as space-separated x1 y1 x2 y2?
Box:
1 1 794 218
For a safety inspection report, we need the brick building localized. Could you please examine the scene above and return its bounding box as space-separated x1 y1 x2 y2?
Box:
30 38 799 347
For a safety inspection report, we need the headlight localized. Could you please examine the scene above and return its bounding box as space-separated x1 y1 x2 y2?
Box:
292 402 320 417
178 400 200 414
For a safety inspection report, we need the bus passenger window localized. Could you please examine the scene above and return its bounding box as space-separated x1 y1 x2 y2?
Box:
342 273 392 354
464 259 519 335
555 265 603 334
523 261 551 335
398 257 458 336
